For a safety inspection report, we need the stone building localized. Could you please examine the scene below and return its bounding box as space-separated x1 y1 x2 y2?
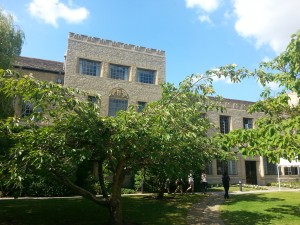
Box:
64 32 166 116
12 33 299 186
204 99 277 185
14 56 64 84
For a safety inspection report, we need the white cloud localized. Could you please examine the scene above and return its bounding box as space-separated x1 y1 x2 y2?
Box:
185 0 221 24
233 0 300 54
262 56 271 62
28 0 89 27
185 0 221 13
212 75 233 84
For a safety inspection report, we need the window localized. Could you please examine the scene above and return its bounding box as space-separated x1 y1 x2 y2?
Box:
217 160 237 175
137 101 147 112
205 162 213 175
110 64 129 80
284 167 299 175
79 59 101 76
243 118 253 129
263 157 278 175
108 98 128 117
137 68 155 84
21 102 34 117
220 115 230 134
88 96 99 105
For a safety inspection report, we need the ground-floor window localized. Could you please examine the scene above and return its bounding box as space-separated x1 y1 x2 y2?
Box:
263 157 278 175
217 160 237 175
284 167 299 175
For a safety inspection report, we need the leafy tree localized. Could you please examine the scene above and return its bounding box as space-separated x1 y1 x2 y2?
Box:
0 8 25 69
219 30 300 163
0 69 233 224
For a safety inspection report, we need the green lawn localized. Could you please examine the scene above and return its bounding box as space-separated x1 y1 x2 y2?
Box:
0 194 202 225
220 191 300 225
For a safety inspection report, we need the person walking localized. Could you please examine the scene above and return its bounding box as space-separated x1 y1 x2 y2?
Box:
201 171 208 193
174 178 184 194
222 171 230 199
186 173 194 194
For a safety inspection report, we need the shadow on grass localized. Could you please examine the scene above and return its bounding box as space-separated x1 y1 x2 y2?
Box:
265 204 300 218
225 193 285 205
222 210 281 225
0 194 201 225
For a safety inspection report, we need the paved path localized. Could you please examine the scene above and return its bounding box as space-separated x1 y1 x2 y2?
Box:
187 193 225 225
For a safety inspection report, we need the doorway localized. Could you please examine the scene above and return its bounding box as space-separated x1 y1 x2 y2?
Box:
245 161 257 184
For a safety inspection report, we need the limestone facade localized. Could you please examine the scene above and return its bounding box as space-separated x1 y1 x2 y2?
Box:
64 32 166 116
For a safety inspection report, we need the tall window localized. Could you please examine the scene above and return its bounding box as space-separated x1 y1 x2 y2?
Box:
79 59 101 76
137 101 147 112
263 157 278 175
137 68 155 84
205 162 213 175
217 160 237 175
243 118 253 129
108 98 128 117
220 116 230 134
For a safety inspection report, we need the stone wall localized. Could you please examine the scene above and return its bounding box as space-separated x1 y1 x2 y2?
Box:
64 32 166 116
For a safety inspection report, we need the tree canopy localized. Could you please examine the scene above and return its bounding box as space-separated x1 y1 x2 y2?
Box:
0 8 25 69
219 30 300 163
0 69 231 225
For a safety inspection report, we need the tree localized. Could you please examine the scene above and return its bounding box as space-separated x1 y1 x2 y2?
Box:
0 69 232 225
218 30 300 163
0 8 25 69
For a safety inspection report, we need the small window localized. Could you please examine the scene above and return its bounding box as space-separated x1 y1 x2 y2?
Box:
137 101 147 112
21 102 34 117
79 59 101 76
88 96 99 105
137 68 155 84
220 115 230 134
284 167 299 175
110 64 129 80
108 98 128 117
243 118 253 129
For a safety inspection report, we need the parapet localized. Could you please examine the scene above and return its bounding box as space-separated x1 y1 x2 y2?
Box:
69 32 165 57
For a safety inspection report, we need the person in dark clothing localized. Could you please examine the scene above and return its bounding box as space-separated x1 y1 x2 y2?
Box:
222 171 230 199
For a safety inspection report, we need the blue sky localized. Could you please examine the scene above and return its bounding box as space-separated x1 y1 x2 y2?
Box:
1 0 300 101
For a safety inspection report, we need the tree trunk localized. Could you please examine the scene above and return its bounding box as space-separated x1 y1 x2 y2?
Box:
156 186 165 199
98 161 108 198
108 159 125 225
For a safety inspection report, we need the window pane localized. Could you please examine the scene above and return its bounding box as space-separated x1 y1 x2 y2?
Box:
88 96 99 105
79 59 100 76
220 116 230 134
137 101 147 112
263 157 278 175
137 68 155 84
108 98 128 117
243 118 253 129
228 160 237 175
21 102 34 117
110 64 129 80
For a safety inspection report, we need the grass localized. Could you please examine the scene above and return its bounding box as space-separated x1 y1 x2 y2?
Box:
0 194 203 225
220 191 300 225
